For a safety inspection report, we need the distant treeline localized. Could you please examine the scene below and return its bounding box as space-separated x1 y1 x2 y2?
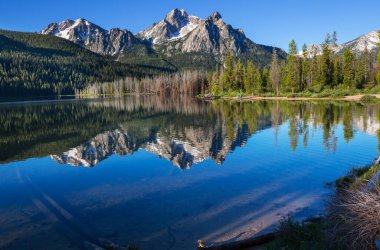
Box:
78 71 207 97
207 32 380 96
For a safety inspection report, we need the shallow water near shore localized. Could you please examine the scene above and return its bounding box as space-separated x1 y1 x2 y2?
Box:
0 97 379 250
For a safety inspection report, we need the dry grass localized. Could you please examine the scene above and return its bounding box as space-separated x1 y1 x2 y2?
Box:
327 181 380 249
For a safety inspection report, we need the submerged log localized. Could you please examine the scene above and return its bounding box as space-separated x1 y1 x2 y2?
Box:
197 232 276 250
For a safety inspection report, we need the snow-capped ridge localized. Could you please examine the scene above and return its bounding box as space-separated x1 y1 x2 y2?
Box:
137 8 202 44
298 30 380 57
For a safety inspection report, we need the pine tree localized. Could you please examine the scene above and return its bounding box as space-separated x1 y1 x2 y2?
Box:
302 44 308 57
270 48 280 96
355 53 366 88
332 31 338 46
343 49 355 89
324 33 331 45
223 53 234 92
244 60 255 94
254 67 263 94
332 58 341 87
286 40 300 93
320 45 333 88
233 59 244 91
363 47 370 83
377 31 380 84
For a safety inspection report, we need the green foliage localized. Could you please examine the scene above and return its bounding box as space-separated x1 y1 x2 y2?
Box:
267 217 327 250
209 33 379 98
0 30 164 97
360 95 378 103
343 49 355 89
223 53 235 92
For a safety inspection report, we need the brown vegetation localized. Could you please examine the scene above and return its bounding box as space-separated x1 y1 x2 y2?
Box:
77 71 206 97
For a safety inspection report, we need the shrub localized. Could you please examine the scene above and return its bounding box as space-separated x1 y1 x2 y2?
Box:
267 217 327 249
360 95 378 103
327 165 380 249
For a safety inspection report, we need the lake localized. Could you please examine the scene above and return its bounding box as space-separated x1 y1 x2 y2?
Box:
0 96 379 250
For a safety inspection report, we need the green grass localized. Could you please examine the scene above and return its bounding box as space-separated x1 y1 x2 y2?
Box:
266 217 327 250
335 163 380 189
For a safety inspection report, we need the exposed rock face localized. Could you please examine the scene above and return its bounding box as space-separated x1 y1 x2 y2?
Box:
41 9 284 65
136 8 201 44
299 31 380 57
41 18 144 56
153 11 276 61
340 30 379 54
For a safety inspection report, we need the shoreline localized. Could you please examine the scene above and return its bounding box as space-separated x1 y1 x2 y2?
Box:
203 94 380 102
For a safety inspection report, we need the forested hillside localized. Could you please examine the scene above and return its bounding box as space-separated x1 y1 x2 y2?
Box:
0 30 166 97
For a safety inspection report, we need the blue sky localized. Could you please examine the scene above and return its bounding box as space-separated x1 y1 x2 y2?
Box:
1 0 379 50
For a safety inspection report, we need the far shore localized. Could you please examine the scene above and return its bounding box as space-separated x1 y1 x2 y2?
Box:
208 94 380 102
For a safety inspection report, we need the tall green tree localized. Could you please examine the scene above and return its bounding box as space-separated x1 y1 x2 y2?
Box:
244 60 255 94
223 53 234 92
332 31 338 46
320 45 333 88
324 33 331 45
286 40 300 93
233 59 244 91
270 49 280 95
377 31 380 84
343 49 355 89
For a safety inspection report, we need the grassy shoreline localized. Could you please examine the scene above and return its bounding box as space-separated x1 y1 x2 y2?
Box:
201 93 380 102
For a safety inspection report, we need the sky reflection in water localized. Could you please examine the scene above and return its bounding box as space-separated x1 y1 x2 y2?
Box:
0 97 379 250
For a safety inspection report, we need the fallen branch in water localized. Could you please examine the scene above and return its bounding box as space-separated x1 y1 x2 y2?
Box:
197 232 276 250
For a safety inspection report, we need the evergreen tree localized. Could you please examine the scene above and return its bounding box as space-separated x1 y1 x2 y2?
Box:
223 53 234 92
270 49 280 95
332 31 338 46
343 49 355 89
286 40 300 93
234 59 245 91
324 33 331 45
254 67 263 94
355 53 366 88
244 60 255 94
288 40 298 55
377 31 380 84
320 45 333 88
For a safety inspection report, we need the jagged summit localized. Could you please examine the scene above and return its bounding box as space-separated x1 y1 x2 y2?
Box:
299 30 380 57
137 8 201 44
40 9 285 67
209 11 222 21
41 18 144 56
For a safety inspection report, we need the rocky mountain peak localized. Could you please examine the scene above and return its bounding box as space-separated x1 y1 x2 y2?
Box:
41 18 145 56
209 11 222 21
137 8 201 44
165 8 189 23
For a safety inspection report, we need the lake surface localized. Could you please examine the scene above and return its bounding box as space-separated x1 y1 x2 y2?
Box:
0 97 379 250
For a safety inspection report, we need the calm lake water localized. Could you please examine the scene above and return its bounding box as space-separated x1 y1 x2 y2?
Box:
0 97 379 250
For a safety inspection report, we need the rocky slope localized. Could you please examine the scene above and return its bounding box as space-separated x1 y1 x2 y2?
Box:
300 31 379 57
41 18 146 56
41 9 285 67
136 8 201 44
339 30 379 54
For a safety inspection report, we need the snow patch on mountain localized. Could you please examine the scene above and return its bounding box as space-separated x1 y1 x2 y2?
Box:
342 30 379 53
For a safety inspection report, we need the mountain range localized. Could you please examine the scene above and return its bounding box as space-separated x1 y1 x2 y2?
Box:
40 8 286 69
300 30 379 57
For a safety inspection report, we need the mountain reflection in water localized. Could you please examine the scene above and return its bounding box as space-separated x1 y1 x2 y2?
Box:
1 96 379 168
1 97 380 250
